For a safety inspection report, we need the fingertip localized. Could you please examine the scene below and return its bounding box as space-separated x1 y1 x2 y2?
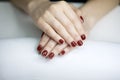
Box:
47 52 55 59
37 45 43 52
77 40 83 46
59 39 64 44
59 50 65 55
81 34 86 40
71 41 77 47
41 50 48 57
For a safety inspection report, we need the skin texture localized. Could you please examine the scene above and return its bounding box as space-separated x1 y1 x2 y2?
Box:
11 0 120 59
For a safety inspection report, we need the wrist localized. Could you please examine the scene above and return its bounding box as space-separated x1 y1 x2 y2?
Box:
27 0 49 14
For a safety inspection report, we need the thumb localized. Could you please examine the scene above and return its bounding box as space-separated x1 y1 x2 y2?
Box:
70 4 84 23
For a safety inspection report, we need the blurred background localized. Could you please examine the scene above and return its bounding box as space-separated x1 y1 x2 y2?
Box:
0 0 9 1
0 0 87 2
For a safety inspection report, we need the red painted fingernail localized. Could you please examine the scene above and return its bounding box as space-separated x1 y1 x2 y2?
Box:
41 32 44 38
60 50 65 55
80 16 84 23
42 50 48 57
77 40 83 46
81 34 86 40
59 39 64 44
47 52 55 59
37 45 42 51
71 41 77 47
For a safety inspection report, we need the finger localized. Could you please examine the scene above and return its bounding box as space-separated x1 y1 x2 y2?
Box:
41 39 57 58
64 4 86 41
37 32 50 52
59 46 73 55
49 43 68 58
37 18 64 44
43 10 77 47
74 9 87 40
67 4 87 41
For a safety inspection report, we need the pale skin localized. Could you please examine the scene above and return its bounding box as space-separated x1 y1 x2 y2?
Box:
11 0 120 59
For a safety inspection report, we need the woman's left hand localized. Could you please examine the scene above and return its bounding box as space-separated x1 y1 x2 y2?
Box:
37 32 74 59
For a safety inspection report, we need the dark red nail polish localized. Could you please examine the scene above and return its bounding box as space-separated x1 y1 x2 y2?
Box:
80 16 84 23
60 50 65 55
37 45 42 51
59 39 64 44
71 41 77 47
77 40 83 46
47 52 55 59
81 34 86 40
42 50 48 57
41 32 44 38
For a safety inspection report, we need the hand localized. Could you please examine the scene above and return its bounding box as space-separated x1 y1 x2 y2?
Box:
37 32 74 59
37 30 86 59
29 1 86 47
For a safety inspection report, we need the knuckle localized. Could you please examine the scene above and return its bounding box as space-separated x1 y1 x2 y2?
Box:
54 47 61 52
37 17 43 24
64 21 72 27
47 43 54 49
71 17 76 23
76 10 82 16
56 27 61 33
42 10 49 18
49 4 57 11
45 28 51 34
76 10 82 14
53 25 62 33
59 1 66 5
51 22 63 34
40 40 47 45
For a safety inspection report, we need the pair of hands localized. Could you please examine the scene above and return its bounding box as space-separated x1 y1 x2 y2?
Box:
30 1 87 59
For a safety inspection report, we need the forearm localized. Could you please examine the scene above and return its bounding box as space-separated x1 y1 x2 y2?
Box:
11 0 49 13
80 0 120 32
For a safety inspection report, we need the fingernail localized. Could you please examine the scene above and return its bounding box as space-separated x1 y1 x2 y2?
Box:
81 34 86 40
42 50 48 57
41 32 44 38
47 52 55 59
37 45 42 52
59 39 64 44
77 40 83 46
71 41 77 47
60 50 65 55
80 16 84 23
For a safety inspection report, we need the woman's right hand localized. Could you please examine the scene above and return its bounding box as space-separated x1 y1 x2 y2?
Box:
29 1 86 47
37 32 75 59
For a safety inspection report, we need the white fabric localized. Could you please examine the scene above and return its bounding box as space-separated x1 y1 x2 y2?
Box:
0 38 120 80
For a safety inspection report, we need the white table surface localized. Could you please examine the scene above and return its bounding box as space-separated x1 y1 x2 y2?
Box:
0 2 120 80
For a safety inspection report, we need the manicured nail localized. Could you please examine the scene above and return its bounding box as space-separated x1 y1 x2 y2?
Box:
41 32 44 38
71 41 77 47
80 16 84 23
60 50 65 55
59 39 64 44
77 40 83 46
47 52 55 59
81 34 86 40
37 45 42 52
42 50 48 57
